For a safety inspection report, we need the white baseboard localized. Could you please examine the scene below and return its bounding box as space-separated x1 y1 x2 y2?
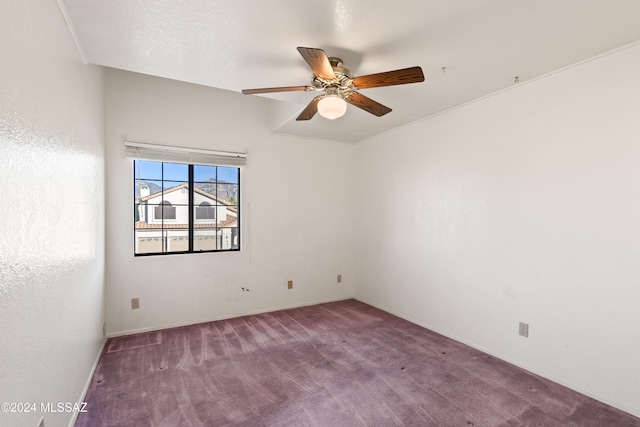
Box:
68 337 107 427
353 296 640 419
106 295 354 338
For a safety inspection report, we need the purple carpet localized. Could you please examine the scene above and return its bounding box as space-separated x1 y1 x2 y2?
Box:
76 299 640 426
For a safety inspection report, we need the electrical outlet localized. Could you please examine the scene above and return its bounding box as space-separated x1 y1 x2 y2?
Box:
337 274 342 283
131 298 140 309
287 280 293 289
519 322 529 337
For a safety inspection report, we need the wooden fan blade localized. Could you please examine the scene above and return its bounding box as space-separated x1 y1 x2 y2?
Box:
297 47 335 80
345 92 392 117
296 96 323 121
352 66 424 89
242 85 310 95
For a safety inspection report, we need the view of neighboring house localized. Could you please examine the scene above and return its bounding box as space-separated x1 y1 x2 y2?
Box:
135 183 239 253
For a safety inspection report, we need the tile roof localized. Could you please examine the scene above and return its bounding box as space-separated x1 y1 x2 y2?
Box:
135 216 237 229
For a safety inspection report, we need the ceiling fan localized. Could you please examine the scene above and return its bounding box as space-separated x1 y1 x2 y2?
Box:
242 47 425 121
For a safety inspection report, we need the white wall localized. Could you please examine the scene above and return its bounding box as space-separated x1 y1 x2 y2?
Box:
354 43 640 416
0 1 105 426
105 69 355 335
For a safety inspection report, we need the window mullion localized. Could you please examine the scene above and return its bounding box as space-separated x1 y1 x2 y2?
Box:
188 164 194 252
162 162 166 253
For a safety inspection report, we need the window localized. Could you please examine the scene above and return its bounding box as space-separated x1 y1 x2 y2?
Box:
155 201 176 220
196 201 215 220
134 160 240 255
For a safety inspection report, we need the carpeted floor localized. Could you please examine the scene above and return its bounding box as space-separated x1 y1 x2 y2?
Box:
76 299 640 426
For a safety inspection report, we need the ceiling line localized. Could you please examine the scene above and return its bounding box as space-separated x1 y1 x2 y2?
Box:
56 0 88 64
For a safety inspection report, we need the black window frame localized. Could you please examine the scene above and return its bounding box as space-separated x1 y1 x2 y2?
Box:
134 160 240 256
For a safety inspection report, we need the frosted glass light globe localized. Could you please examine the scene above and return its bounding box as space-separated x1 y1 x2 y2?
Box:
317 95 347 120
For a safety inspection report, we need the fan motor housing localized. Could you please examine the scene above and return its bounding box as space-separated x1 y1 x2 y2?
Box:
312 57 353 91
328 57 352 78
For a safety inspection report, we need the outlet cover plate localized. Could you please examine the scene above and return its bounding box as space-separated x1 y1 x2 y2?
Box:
519 322 529 337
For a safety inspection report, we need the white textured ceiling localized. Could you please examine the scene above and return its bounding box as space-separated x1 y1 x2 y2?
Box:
60 0 640 142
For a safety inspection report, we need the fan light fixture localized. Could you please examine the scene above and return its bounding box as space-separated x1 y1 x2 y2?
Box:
242 47 425 121
317 95 347 120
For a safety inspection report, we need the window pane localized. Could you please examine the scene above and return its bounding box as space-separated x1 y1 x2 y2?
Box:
213 204 236 226
135 180 163 199
154 203 176 220
194 229 217 251
135 234 164 254
195 182 238 205
135 160 162 180
195 202 215 220
135 222 163 254
220 227 240 250
194 182 217 199
163 162 188 181
194 165 217 182
135 228 190 254
136 203 156 223
167 231 189 252
218 183 238 205
217 167 239 184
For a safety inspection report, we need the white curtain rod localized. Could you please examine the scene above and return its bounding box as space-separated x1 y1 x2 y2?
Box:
124 140 247 158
